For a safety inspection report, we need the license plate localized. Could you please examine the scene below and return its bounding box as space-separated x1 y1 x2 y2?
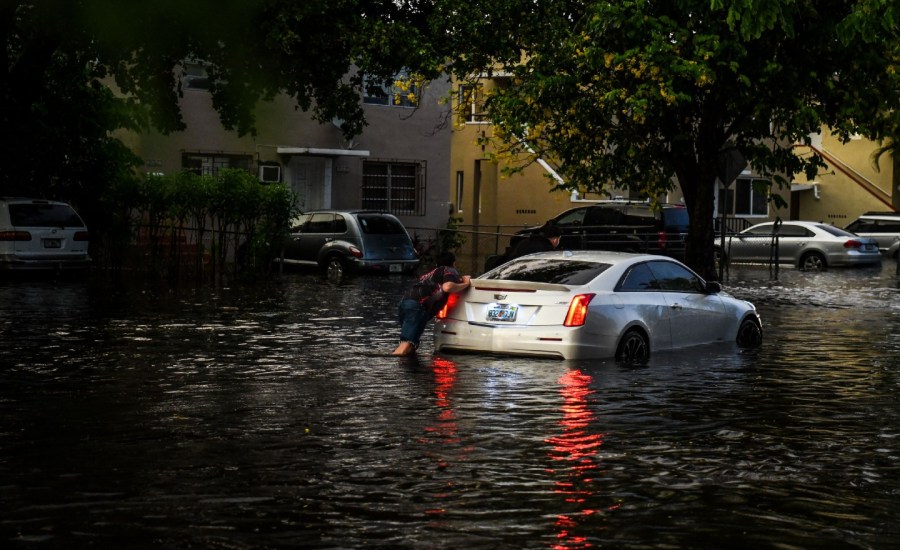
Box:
864 244 876 251
389 264 402 273
43 239 61 249
487 304 518 322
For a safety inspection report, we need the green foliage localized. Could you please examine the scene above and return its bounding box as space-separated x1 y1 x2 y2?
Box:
104 170 294 281
440 215 468 254
0 0 440 198
435 0 900 278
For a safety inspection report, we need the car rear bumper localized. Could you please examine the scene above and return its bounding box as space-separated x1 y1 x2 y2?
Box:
434 319 617 360
827 251 882 266
0 254 92 270
353 258 419 273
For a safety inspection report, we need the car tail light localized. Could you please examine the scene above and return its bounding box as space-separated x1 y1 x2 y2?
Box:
436 293 459 320
348 245 363 258
843 240 863 249
0 231 31 241
74 231 89 241
563 293 595 327
657 231 667 249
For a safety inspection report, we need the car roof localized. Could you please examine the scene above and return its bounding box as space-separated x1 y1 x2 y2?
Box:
856 213 900 220
510 249 670 265
0 197 71 205
301 210 396 216
749 220 826 228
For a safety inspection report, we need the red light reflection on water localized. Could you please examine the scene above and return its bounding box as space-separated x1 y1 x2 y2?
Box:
421 357 462 518
545 369 606 549
424 357 459 443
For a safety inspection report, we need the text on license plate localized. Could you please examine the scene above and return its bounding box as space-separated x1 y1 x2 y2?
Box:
43 239 61 249
389 264 402 273
487 304 518 322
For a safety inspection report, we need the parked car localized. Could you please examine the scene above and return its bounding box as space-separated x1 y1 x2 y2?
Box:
845 212 900 258
503 201 690 264
0 197 91 271
434 250 761 361
723 221 881 270
278 210 419 278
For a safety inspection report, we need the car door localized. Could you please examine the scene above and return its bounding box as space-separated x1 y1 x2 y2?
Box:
646 260 727 347
773 223 814 263
614 262 673 351
283 213 312 262
298 213 339 262
583 205 631 251
550 207 590 249
729 223 775 262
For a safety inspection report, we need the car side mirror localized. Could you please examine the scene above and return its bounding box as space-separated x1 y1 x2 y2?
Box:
705 281 722 294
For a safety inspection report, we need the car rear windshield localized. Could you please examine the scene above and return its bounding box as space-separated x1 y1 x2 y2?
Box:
483 259 611 285
816 224 857 238
10 203 84 227
357 215 404 235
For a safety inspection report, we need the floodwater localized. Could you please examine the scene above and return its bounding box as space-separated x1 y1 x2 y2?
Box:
1 260 900 549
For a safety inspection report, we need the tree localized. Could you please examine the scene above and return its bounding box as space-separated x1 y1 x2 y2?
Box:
0 0 439 222
433 0 900 279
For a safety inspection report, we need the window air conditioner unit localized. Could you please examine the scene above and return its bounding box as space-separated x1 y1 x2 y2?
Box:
259 165 281 183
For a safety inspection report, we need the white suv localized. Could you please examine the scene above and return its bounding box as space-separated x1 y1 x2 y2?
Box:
0 197 91 271
845 212 900 258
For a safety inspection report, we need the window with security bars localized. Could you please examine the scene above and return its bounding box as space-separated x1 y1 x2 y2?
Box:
362 161 426 216
182 153 251 176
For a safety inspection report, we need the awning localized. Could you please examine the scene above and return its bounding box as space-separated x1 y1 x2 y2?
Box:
791 182 820 199
276 147 370 157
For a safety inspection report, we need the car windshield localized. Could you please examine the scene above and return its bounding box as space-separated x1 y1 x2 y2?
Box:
357 215 404 234
10 203 84 227
482 258 611 285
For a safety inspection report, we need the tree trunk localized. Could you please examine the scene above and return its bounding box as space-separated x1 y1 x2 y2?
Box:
675 159 720 281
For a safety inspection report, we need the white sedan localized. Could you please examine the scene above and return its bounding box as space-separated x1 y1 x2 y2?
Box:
433 251 762 361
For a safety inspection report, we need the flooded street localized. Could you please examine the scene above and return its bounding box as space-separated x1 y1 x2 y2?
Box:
2 261 900 549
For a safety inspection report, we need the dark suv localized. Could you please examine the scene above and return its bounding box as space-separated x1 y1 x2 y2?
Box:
280 210 419 278
508 201 690 260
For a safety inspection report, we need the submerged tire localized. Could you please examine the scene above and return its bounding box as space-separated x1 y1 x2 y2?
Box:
615 329 649 364
736 318 762 348
800 251 826 271
323 256 346 281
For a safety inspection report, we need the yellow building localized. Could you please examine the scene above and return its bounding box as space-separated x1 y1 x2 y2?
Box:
791 131 898 226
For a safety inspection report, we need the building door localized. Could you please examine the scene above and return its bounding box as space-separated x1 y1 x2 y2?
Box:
790 190 801 220
289 157 330 211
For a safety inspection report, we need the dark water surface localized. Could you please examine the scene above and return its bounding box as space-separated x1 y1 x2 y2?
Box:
2 262 900 549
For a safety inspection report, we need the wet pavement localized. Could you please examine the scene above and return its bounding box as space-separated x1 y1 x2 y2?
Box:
1 261 899 548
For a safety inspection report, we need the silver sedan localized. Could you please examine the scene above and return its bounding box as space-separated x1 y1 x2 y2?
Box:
724 221 881 270
433 251 762 361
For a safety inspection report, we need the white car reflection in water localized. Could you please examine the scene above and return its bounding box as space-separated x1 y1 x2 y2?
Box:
434 250 762 362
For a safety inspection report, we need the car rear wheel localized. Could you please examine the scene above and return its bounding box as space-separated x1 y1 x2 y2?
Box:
615 329 649 364
800 251 826 271
736 318 762 348
323 255 346 280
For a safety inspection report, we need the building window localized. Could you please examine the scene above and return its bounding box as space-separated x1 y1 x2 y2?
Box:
182 153 252 176
362 160 426 215
455 171 464 213
718 177 768 217
362 73 419 108
458 84 487 123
